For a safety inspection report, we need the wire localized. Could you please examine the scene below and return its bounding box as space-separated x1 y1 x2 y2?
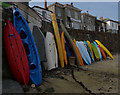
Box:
2 4 53 29
2 3 43 25
16 6 42 23
36 12 52 22
1 3 59 31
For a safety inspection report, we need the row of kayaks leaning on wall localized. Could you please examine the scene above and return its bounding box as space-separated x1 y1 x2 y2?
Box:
3 7 114 86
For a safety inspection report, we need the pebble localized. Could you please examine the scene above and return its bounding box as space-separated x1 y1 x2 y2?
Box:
104 75 107 78
56 71 61 74
31 84 35 88
109 87 112 89
88 73 91 76
45 87 55 93
98 88 102 91
64 69 71 75
22 85 29 92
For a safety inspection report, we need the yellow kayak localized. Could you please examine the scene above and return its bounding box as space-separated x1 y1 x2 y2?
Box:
73 38 76 44
51 13 64 67
86 40 95 60
61 32 68 65
95 40 114 59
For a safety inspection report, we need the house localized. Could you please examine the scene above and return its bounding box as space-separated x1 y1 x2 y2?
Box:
118 24 120 34
104 18 118 33
32 6 53 33
64 3 82 29
95 17 106 32
32 6 52 22
48 2 64 21
81 11 97 31
48 2 82 29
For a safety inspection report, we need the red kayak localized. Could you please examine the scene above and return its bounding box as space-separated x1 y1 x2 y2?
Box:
98 45 106 60
4 20 29 85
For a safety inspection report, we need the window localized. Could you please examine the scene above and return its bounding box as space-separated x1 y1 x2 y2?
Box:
112 23 114 27
74 11 78 19
72 21 80 29
67 9 71 17
88 25 92 31
116 24 118 28
81 15 84 23
42 11 46 19
88 17 91 23
56 7 61 17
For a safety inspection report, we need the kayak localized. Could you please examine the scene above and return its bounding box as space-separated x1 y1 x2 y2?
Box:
98 45 107 60
13 7 42 85
93 41 102 60
91 42 100 60
84 41 94 62
95 40 114 59
61 32 68 65
44 32 58 70
86 40 95 60
76 41 91 65
4 20 29 85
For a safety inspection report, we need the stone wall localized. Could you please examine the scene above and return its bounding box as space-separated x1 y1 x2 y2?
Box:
68 29 120 53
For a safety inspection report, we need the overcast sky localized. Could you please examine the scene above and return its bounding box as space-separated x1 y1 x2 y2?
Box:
29 1 119 21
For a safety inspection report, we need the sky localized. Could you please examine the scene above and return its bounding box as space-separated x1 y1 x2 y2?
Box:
29 1 118 21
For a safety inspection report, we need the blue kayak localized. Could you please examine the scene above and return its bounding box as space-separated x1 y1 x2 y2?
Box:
93 41 102 60
84 41 94 62
76 41 91 65
13 8 42 86
64 38 71 57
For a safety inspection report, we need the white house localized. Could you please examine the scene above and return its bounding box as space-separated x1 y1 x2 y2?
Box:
32 6 52 22
104 18 118 33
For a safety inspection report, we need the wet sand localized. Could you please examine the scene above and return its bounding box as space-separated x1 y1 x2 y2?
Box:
25 53 119 94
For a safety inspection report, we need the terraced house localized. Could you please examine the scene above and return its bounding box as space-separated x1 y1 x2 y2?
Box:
95 17 106 32
104 18 118 33
81 11 97 31
48 2 82 29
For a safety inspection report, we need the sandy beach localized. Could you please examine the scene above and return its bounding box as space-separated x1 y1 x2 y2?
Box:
25 53 119 94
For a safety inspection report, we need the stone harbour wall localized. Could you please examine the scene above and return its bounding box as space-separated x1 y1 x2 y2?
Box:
68 29 120 53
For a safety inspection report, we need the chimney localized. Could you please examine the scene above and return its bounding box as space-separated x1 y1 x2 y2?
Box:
71 2 73 6
100 17 103 21
44 0 47 9
87 10 88 14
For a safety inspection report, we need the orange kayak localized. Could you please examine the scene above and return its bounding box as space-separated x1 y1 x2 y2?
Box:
61 32 68 65
98 45 106 60
72 41 84 66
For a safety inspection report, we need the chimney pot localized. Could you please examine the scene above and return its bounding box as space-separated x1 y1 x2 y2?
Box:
87 10 88 13
71 2 73 6
44 0 47 9
100 17 103 21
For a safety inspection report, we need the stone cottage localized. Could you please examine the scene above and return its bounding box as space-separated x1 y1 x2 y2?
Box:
81 11 97 31
48 2 82 29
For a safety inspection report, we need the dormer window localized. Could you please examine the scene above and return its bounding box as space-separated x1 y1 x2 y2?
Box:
56 7 61 17
74 11 78 19
67 9 71 17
